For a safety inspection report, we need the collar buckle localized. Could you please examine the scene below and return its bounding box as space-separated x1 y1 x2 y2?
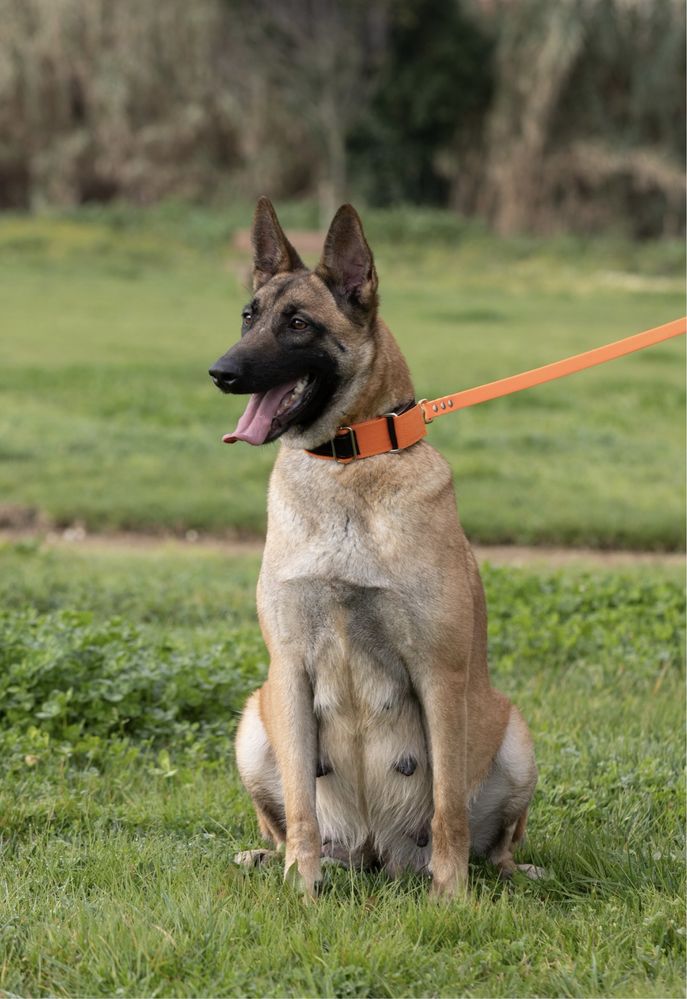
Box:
384 411 401 453
331 426 358 463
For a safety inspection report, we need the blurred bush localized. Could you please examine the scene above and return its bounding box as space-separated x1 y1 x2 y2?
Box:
0 566 682 760
0 608 266 753
0 0 683 236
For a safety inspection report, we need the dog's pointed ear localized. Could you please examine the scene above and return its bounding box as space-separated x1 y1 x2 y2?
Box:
316 204 378 312
251 197 305 290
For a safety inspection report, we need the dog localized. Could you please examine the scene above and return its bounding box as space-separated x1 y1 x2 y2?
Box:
209 198 539 899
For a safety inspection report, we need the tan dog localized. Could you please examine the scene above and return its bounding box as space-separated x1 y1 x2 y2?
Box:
209 198 539 899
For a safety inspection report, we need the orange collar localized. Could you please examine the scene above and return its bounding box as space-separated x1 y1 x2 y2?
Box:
306 401 427 463
305 316 686 464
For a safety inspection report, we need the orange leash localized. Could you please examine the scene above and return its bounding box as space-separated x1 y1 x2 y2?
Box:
306 316 686 463
419 315 687 423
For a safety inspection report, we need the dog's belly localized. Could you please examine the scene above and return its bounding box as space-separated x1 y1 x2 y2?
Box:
277 577 433 869
316 681 433 871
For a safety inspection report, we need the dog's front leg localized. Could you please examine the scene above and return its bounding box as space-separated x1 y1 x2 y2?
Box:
417 668 471 900
265 661 321 898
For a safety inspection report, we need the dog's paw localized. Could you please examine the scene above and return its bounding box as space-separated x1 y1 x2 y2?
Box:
515 863 548 880
429 867 469 902
284 856 322 900
233 848 279 868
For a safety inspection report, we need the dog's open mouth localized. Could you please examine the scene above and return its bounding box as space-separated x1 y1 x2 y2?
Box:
223 375 316 445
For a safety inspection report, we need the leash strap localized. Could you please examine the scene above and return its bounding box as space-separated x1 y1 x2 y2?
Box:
306 316 686 464
419 315 687 423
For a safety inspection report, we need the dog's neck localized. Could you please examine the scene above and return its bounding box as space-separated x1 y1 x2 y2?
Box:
345 317 415 425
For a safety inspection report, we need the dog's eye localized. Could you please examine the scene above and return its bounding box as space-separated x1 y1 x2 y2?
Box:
289 317 308 331
242 310 252 324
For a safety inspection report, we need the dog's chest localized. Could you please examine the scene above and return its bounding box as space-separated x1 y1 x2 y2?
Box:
264 453 434 591
270 493 397 589
275 576 414 722
260 456 438 719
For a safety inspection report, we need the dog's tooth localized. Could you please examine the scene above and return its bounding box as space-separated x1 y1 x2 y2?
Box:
275 377 310 418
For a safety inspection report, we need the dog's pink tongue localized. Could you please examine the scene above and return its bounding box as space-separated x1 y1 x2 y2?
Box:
223 380 299 445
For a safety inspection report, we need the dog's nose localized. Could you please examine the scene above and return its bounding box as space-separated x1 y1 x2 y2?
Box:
209 362 240 392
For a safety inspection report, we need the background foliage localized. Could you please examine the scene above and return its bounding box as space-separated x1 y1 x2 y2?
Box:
0 0 684 235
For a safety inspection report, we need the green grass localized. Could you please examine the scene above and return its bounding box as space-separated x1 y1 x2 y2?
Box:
0 540 684 997
0 202 684 547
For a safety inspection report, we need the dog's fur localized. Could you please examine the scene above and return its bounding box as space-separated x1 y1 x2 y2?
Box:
210 199 538 898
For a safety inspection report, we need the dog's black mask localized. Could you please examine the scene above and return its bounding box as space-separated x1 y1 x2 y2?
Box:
209 296 341 444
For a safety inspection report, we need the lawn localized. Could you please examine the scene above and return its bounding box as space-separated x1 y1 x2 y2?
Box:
0 202 684 547
1 203 684 995
0 540 684 997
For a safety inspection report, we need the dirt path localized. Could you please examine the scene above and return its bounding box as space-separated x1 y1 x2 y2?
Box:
1 527 683 568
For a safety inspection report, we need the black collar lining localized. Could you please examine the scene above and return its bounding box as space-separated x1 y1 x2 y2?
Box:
307 399 416 461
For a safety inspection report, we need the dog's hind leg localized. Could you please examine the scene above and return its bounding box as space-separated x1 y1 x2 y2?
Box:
235 688 373 876
235 689 286 849
469 706 543 880
487 818 519 879
487 810 546 880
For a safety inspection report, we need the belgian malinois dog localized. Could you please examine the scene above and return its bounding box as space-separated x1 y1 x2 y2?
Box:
209 198 539 899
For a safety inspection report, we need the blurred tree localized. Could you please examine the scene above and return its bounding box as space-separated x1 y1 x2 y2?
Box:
235 0 389 224
0 0 245 207
478 0 586 234
548 0 686 237
0 0 683 235
476 0 685 236
349 0 493 206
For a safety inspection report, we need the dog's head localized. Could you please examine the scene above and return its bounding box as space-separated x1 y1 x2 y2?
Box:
209 197 383 450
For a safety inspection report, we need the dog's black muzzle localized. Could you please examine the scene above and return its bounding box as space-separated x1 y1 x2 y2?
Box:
209 338 334 397
208 361 240 394
209 335 342 436
209 342 251 394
